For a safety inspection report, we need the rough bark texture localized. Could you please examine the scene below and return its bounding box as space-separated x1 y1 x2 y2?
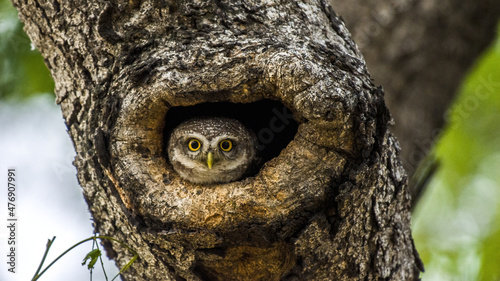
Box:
331 0 500 184
13 0 423 280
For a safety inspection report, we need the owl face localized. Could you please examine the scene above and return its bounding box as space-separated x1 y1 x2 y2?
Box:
167 117 257 184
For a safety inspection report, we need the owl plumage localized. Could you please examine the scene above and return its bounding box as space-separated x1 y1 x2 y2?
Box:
167 117 257 184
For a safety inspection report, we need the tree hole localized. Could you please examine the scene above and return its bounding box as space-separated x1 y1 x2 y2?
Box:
163 100 299 173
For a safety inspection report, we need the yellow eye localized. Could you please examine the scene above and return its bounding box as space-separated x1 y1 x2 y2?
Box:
219 139 233 152
188 139 201 151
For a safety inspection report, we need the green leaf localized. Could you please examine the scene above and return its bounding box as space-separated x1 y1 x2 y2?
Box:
82 249 102 270
0 0 54 100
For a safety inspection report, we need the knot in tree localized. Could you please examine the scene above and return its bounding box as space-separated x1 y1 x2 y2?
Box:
12 0 423 280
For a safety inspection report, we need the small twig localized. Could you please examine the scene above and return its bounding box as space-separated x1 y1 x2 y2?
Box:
31 236 56 281
31 235 139 281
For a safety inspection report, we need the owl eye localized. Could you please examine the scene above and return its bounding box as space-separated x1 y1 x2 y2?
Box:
188 139 201 151
219 139 233 152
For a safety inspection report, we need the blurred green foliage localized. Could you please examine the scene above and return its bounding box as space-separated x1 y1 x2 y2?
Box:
0 0 54 99
413 26 500 281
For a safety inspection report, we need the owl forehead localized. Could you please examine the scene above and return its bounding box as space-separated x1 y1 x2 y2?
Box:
175 118 247 140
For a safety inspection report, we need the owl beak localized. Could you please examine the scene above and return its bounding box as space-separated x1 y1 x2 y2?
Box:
207 152 213 169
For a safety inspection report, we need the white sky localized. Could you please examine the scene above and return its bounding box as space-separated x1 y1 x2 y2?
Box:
0 95 120 281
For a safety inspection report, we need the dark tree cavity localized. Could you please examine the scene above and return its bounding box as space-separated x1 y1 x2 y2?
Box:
12 0 425 280
164 101 299 168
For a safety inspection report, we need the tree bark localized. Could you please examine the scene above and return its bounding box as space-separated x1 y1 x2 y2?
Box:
13 0 422 280
331 0 500 183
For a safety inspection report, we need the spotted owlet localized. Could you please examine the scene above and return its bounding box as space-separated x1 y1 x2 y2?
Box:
167 117 258 184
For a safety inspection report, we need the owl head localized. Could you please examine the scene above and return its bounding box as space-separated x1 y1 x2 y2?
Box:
167 117 257 184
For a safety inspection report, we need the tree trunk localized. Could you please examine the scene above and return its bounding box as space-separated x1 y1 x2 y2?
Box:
331 0 500 187
13 0 422 280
